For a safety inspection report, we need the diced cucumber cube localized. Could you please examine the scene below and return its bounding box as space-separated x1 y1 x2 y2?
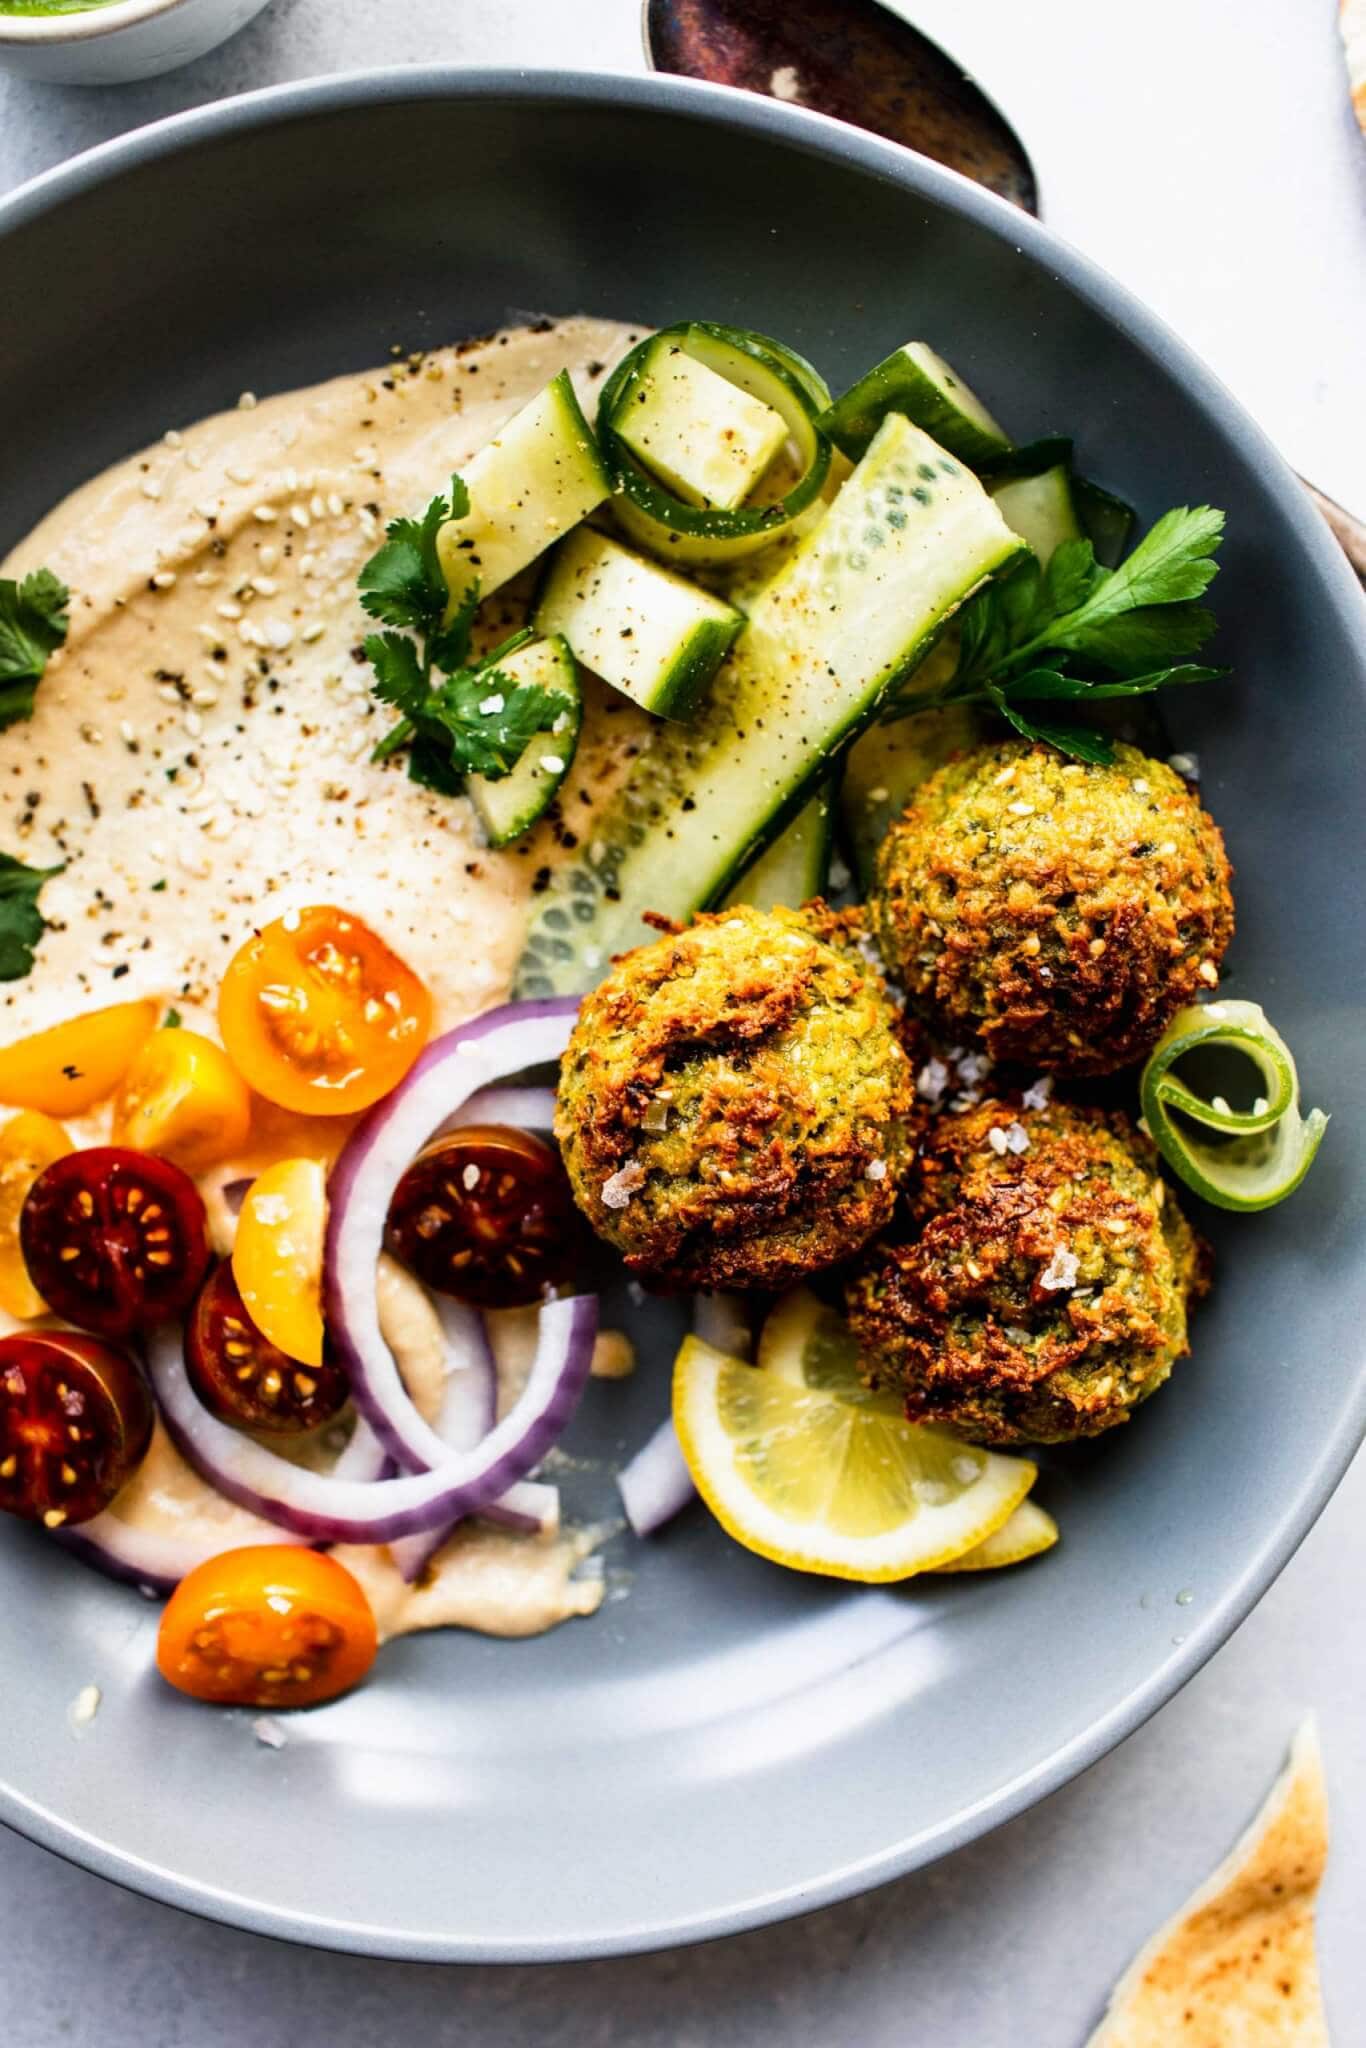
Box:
613 335 790 510
436 370 609 602
535 528 743 722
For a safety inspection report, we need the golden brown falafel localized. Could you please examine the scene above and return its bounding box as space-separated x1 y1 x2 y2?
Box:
555 902 915 1291
845 1094 1207 1444
871 739 1234 1076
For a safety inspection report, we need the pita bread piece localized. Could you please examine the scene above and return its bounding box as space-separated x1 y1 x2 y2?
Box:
1343 0 1366 133
1087 1718 1330 2046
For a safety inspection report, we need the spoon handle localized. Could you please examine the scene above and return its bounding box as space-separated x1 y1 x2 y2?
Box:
1299 479 1366 587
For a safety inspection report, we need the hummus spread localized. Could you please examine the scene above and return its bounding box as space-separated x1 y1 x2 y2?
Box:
1 317 645 1638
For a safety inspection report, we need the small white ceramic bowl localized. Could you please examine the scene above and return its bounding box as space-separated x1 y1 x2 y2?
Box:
0 0 274 84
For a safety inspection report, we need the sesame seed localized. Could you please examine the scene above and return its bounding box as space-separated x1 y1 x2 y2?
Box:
216 599 243 621
866 785 889 804
301 622 325 644
140 478 162 502
184 710 203 738
238 390 258 410
539 755 566 775
263 620 294 651
1131 777 1150 794
251 574 278 597
151 570 178 591
258 543 280 571
191 686 219 708
225 464 256 486
987 1127 1009 1155
1168 750 1201 780
252 505 278 524
1198 959 1219 986
309 493 326 520
184 447 205 471
327 493 345 518
1007 800 1035 817
156 683 183 706
163 428 183 448
290 502 311 528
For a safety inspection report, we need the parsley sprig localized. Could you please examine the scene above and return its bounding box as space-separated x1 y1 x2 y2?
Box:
358 476 570 792
0 568 69 731
887 505 1228 764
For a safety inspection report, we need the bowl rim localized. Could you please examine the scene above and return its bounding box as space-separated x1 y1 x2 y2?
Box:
0 0 228 48
0 63 1363 1963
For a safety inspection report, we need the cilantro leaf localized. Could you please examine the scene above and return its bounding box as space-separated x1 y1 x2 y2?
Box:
362 630 427 719
0 569 70 732
0 852 63 981
418 669 572 780
998 664 1227 702
357 474 467 632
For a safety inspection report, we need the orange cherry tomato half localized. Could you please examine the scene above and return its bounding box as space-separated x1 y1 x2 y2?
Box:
232 1156 327 1368
156 1545 378 1708
112 1027 253 1176
0 1000 157 1117
0 1111 72 1319
218 907 431 1116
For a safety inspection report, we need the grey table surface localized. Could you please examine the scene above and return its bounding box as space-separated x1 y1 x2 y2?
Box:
2 3 1363 2043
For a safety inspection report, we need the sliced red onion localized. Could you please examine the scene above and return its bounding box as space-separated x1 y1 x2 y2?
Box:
58 1504 306 1596
451 1084 558 1130
617 1416 696 1537
692 1291 751 1359
324 999 579 1470
149 1290 596 1544
388 1297 560 1580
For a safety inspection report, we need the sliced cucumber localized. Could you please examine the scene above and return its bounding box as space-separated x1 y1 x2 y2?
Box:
598 323 832 568
514 414 1024 995
990 464 1083 566
819 342 1011 468
611 333 790 510
436 371 608 603
722 780 835 910
534 528 743 722
465 635 581 849
1139 1000 1328 1212
1073 474 1137 567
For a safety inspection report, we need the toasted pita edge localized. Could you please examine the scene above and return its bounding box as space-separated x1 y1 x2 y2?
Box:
1084 1717 1330 2046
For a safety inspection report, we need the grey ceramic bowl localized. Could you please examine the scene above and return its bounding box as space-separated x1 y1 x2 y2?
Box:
1 70 1363 1964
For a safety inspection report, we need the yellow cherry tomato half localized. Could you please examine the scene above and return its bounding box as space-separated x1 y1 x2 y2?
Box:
112 1027 253 1176
0 1000 157 1116
218 907 431 1116
0 1111 72 1319
156 1545 377 1708
232 1156 327 1367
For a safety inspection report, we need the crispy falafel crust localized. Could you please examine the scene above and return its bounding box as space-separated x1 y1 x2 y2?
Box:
846 1096 1209 1445
871 740 1235 1076
555 903 916 1291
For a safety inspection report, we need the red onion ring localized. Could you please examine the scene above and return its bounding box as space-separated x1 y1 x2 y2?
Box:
388 1297 560 1580
617 1416 696 1538
324 999 580 1470
149 1290 596 1544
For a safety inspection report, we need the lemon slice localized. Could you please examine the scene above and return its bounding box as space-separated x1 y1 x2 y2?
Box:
673 1291 1035 1583
933 1498 1059 1574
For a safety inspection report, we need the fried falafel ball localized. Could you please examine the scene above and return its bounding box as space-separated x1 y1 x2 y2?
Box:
870 739 1234 1076
845 1094 1207 1445
555 903 916 1291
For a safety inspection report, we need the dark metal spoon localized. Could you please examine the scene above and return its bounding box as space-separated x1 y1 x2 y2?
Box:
644 0 1366 585
644 0 1037 212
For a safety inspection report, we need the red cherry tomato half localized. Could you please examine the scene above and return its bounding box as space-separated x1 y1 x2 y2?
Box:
186 1261 349 1436
0 1330 153 1528
385 1124 583 1310
20 1147 211 1341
